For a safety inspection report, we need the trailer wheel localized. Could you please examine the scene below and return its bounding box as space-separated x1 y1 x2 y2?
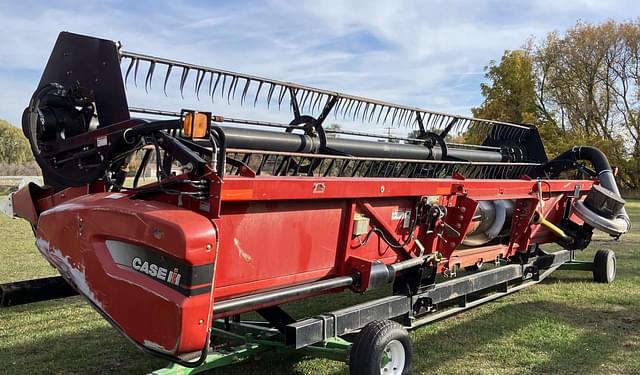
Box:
349 320 412 375
593 249 616 284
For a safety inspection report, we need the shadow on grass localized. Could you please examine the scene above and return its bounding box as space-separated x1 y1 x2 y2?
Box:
2 280 637 375
8 300 631 375
409 300 639 374
199 297 640 374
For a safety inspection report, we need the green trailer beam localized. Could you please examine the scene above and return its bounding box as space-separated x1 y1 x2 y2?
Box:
151 342 270 375
150 322 351 375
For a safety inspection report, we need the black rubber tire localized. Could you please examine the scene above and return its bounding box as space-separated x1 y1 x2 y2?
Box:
349 320 412 375
593 249 616 284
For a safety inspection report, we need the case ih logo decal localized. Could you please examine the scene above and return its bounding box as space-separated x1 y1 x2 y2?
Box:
132 257 182 286
106 239 213 296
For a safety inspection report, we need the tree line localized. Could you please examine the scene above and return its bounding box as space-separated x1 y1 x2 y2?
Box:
471 19 640 190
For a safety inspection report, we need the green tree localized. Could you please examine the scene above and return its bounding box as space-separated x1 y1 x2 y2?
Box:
469 49 563 152
0 120 33 164
472 49 540 124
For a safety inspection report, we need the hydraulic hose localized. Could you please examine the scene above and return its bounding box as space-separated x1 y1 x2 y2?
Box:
555 146 631 234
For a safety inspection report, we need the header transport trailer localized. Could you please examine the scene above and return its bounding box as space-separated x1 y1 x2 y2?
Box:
0 32 631 375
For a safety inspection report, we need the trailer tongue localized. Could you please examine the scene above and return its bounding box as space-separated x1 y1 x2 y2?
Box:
3 31 630 374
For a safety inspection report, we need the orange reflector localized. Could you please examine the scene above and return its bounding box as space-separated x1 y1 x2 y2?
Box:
182 112 209 138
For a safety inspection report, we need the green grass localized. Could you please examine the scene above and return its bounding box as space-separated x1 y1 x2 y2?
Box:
1 201 639 375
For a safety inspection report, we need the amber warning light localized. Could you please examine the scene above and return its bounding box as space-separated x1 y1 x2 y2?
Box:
181 110 211 139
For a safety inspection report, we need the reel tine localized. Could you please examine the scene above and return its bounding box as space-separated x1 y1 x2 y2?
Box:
405 111 414 127
376 105 384 124
179 66 190 99
352 101 363 120
300 90 311 112
390 108 399 125
404 109 413 128
402 109 411 127
163 64 173 97
208 72 215 102
266 83 275 108
408 110 416 127
398 109 407 127
391 109 405 126
455 118 465 134
144 60 155 94
452 118 459 134
382 106 392 123
221 74 227 100
465 118 473 133
361 103 370 122
341 98 353 119
196 69 206 100
305 91 314 113
277 85 287 110
231 76 241 102
124 56 135 86
368 104 377 122
227 75 237 104
312 92 322 113
240 78 251 105
343 99 354 117
212 72 222 101
315 93 325 114
194 69 201 97
333 97 344 118
430 113 437 129
253 81 264 107
133 57 140 87
231 77 240 100
424 113 432 130
306 91 316 113
451 118 459 134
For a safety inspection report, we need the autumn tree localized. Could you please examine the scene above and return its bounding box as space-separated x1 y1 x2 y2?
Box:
535 20 640 188
472 20 640 189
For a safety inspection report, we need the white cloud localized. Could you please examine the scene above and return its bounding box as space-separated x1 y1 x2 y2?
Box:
0 0 636 138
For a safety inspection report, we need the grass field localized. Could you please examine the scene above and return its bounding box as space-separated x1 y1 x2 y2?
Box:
0 200 638 375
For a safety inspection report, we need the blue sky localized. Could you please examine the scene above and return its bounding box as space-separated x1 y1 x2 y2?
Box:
0 0 636 136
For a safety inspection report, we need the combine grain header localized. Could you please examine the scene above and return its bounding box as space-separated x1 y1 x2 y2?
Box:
1 32 631 374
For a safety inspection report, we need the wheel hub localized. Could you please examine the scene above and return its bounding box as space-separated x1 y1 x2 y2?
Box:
379 339 405 374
